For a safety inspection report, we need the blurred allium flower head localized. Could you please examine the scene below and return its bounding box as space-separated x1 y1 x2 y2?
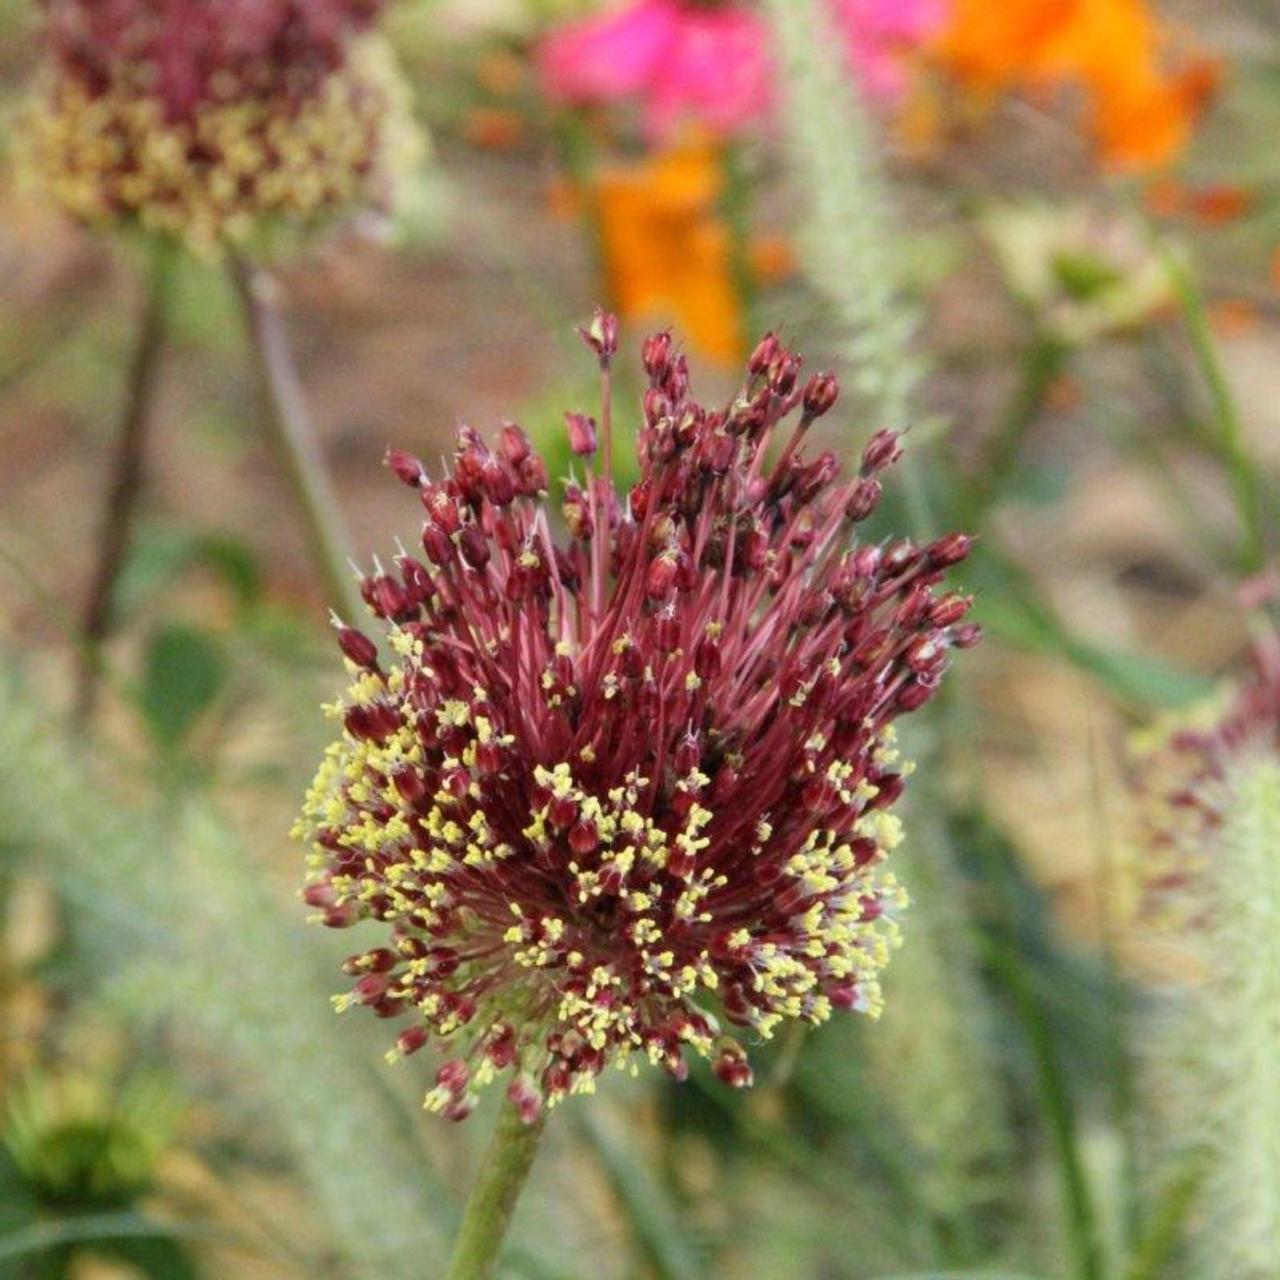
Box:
1131 596 1280 1278
26 0 423 251
295 316 978 1122
538 0 943 141
1132 615 1280 924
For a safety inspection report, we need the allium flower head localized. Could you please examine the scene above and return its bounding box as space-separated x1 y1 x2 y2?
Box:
1132 620 1280 924
26 0 422 251
1131 605 1280 1278
295 318 978 1122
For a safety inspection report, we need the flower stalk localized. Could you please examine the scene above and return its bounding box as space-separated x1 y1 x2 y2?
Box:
74 238 176 722
444 1099 546 1280
232 258 363 623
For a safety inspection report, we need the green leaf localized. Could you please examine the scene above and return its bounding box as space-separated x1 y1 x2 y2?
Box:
118 527 262 616
0 1211 233 1265
136 625 228 750
571 1108 704 1280
965 551 1213 709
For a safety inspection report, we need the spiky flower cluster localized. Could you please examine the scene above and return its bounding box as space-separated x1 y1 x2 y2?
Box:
26 0 421 251
1131 626 1280 924
1131 615 1280 1279
295 317 978 1122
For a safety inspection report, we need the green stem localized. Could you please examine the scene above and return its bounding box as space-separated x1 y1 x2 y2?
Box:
719 140 756 341
444 1099 547 1280
1121 1155 1205 1280
74 238 177 723
231 259 363 623
979 932 1103 1280
1162 246 1268 571
964 332 1068 524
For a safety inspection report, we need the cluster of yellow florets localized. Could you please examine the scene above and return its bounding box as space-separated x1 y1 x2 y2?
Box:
297 620 910 1119
24 34 422 252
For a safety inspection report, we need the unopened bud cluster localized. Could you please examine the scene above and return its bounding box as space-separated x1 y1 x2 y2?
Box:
25 0 422 251
295 319 978 1122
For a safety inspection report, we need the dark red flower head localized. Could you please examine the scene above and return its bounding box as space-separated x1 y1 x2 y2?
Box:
28 0 418 251
41 0 389 119
295 320 977 1122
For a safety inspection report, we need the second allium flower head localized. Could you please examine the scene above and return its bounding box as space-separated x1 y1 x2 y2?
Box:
295 317 978 1123
28 0 421 252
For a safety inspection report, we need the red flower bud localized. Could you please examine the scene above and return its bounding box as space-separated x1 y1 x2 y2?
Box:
646 552 677 601
748 331 780 376
578 307 619 363
927 532 973 567
642 329 673 381
336 626 378 669
566 412 598 457
499 422 532 466
861 429 903 475
385 448 425 487
802 371 840 418
845 477 882 522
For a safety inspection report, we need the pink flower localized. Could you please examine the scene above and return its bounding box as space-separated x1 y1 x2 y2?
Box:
539 0 772 141
831 0 949 100
538 0 947 139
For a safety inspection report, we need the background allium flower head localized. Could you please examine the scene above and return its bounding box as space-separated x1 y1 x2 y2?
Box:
1130 598 1280 1279
26 0 423 252
295 316 978 1122
1131 619 1280 925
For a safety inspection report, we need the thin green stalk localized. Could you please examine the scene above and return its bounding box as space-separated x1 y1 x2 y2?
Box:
719 140 756 337
74 239 176 722
1084 712 1140 1254
1161 245 1268 570
1121 1157 1205 1280
979 932 1103 1280
230 258 363 623
941 694 1103 1280
444 1099 547 1280
963 332 1068 524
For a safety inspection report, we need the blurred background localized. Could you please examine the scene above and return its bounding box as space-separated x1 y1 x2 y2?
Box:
1 0 1278 1276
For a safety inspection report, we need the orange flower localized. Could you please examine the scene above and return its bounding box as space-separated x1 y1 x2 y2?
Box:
935 0 1214 170
591 137 745 364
